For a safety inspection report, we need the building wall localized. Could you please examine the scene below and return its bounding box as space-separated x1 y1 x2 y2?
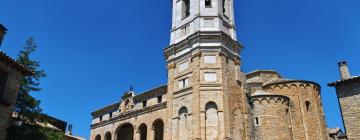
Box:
0 60 23 140
90 105 167 140
336 81 360 140
165 49 246 140
251 95 292 140
263 82 328 140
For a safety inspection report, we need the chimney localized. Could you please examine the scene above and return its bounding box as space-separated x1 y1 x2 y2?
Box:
0 24 7 47
338 61 351 80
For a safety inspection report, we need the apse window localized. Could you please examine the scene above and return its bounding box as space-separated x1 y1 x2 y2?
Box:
99 115 103 122
109 112 113 119
204 55 216 63
205 0 212 7
204 72 217 82
255 116 260 126
178 78 189 89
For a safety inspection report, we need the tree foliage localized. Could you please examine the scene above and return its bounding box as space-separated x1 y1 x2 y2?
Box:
14 37 46 124
7 37 64 140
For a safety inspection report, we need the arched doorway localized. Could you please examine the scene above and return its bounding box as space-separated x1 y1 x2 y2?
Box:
116 123 134 140
139 123 147 140
153 119 164 140
105 132 111 140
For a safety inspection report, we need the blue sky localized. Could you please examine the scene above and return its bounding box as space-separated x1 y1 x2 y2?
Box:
1 0 359 139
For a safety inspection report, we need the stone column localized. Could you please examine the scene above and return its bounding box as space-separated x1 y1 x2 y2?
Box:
149 126 155 140
134 127 140 140
200 111 206 140
218 111 225 140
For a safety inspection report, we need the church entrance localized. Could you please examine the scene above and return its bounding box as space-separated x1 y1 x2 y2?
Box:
116 123 134 140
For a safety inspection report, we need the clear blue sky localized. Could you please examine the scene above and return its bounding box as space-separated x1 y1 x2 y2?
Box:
1 0 359 139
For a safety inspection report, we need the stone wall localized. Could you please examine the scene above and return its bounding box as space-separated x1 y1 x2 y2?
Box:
0 60 24 140
263 81 328 140
90 103 167 140
336 80 360 140
251 95 292 140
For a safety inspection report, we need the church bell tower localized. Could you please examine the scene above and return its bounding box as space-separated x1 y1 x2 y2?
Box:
164 0 249 140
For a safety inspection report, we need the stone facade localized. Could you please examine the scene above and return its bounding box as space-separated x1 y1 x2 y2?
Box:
329 61 360 140
0 24 33 140
89 1 354 140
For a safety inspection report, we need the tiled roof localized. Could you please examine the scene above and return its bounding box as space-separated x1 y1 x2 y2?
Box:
328 75 360 87
0 51 34 76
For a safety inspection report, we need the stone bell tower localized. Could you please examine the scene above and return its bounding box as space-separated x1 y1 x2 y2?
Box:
164 0 249 139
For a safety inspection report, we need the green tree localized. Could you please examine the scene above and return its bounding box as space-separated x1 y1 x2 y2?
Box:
7 37 64 140
14 37 46 124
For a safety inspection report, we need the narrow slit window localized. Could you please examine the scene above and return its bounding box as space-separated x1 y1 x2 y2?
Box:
255 117 260 126
305 101 310 111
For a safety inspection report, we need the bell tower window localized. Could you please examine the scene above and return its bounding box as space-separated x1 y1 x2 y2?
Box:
182 0 190 19
205 0 212 7
222 0 226 14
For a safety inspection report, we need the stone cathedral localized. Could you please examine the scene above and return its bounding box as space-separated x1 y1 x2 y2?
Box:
90 0 359 140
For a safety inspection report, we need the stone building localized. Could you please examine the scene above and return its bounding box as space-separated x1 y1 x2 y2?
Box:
0 24 33 140
329 61 360 140
90 1 352 140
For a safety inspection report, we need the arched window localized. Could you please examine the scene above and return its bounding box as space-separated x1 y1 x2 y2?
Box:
205 0 212 7
178 107 189 140
182 0 190 18
94 135 101 140
139 123 147 140
305 101 311 111
205 102 218 140
105 132 111 140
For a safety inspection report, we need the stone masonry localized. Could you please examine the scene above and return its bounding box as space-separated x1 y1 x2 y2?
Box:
0 24 33 140
329 61 360 140
89 1 357 140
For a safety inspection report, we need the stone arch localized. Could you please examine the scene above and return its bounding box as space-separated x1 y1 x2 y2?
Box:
116 123 134 140
260 98 269 104
138 123 147 140
153 119 164 140
105 132 111 140
205 101 219 140
95 135 101 140
178 106 189 140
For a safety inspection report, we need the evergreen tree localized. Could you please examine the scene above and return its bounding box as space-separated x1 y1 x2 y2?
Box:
14 37 46 124
7 37 64 140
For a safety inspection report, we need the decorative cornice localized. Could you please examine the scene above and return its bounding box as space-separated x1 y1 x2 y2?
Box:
191 51 201 58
